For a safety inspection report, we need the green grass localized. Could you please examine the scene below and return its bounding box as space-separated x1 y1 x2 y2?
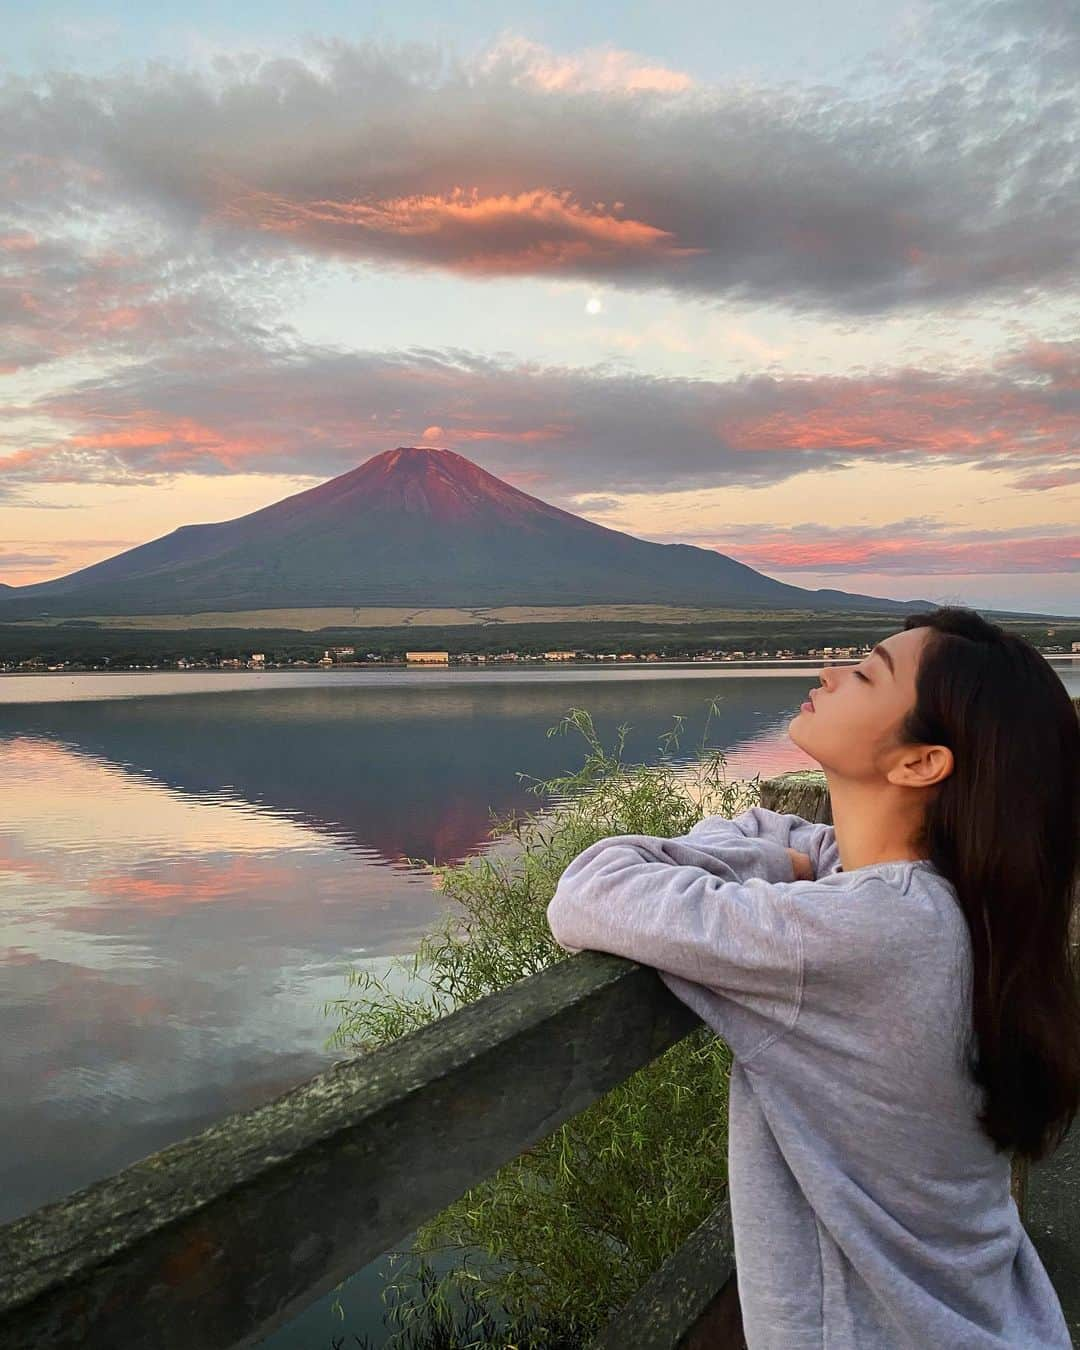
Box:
321 700 764 1348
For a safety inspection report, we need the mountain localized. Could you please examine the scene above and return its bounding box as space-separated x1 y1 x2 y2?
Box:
0 446 935 618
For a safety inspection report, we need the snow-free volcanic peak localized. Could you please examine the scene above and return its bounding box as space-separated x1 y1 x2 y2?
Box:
290 444 586 530
0 446 931 618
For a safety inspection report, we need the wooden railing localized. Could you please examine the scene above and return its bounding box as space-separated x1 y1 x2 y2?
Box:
2 704 1077 1348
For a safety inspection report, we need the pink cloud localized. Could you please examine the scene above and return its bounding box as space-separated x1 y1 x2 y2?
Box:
0 232 40 253
6 338 1080 501
717 363 1080 461
996 338 1080 390
65 415 288 473
679 524 1078 576
208 182 705 277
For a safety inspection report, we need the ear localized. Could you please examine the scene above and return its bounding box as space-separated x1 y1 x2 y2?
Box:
889 743 953 789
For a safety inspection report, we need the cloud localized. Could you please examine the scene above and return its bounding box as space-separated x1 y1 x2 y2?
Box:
211 182 704 277
0 549 68 569
659 517 1079 575
0 3 1075 594
474 33 697 95
0 4 1076 312
0 209 314 377
2 335 1077 499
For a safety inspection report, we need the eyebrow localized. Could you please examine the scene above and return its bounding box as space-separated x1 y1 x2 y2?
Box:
870 643 896 677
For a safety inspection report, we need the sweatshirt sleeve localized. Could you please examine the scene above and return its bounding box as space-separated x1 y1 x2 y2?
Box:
546 831 914 1063
674 806 840 880
546 833 806 1057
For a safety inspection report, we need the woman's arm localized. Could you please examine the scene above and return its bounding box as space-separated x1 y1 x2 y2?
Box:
545 830 814 1062
547 830 799 975
674 806 838 880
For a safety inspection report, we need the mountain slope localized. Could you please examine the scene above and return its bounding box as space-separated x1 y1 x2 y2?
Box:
0 446 933 617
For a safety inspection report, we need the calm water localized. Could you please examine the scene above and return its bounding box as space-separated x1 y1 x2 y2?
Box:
3 660 1077 1345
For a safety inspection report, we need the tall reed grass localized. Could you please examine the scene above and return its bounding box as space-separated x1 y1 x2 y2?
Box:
322 701 763 1348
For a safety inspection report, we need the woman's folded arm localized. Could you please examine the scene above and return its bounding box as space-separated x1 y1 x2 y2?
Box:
545 832 803 1009
673 806 839 880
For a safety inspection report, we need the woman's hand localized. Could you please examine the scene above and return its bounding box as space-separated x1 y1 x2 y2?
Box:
785 848 815 882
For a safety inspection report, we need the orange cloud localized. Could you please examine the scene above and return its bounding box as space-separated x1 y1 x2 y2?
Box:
66 415 280 471
209 181 705 276
0 232 40 253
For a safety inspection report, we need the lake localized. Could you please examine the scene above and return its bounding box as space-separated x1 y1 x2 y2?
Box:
3 659 1077 1345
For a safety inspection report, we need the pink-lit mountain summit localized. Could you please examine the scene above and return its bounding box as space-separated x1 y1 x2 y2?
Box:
0 447 930 617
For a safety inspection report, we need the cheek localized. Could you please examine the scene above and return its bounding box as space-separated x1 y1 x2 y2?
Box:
800 691 882 753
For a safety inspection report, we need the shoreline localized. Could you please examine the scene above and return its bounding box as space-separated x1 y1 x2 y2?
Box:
1 658 866 677
5 653 1080 678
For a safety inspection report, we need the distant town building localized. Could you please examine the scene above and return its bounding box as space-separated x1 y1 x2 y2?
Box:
543 651 578 661
248 653 266 668
406 650 450 664
330 646 355 657
1072 641 1080 652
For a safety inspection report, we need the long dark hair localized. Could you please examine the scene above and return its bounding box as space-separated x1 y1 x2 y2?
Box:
899 606 1080 1162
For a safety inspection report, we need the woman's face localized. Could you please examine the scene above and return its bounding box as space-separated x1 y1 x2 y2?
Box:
789 627 932 781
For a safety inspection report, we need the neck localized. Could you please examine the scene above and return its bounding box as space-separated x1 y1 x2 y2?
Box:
823 772 927 872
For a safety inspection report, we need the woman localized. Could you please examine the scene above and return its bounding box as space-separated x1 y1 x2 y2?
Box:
546 606 1079 1348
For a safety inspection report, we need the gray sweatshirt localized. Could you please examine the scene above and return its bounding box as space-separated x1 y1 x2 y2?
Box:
546 806 1071 1348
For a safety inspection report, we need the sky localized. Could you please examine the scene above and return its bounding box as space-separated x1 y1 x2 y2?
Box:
1 0 1077 616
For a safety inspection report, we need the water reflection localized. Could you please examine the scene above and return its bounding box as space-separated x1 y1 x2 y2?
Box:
0 674 826 1226
0 677 821 861
2 663 1077 1344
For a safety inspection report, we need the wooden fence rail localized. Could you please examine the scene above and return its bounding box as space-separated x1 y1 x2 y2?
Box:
1 696 1077 1348
0 952 709 1349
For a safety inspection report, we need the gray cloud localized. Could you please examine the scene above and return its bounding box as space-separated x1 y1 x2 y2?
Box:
3 334 1076 499
0 213 316 376
0 0 1077 315
0 549 67 568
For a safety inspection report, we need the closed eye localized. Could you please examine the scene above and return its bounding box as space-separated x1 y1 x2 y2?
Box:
855 670 869 681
